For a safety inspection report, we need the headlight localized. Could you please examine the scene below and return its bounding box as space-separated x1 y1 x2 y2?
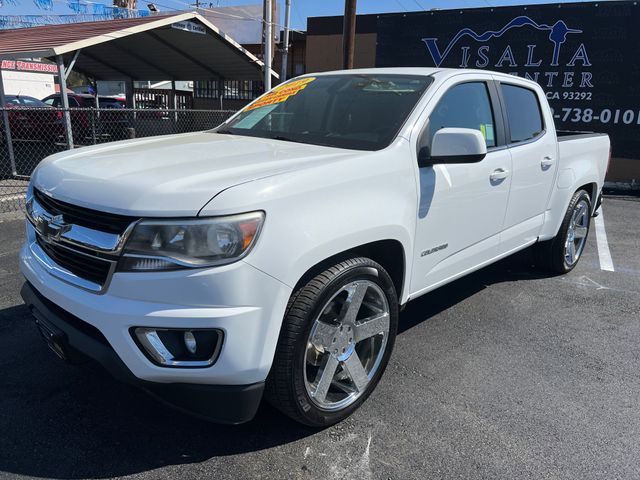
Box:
118 211 264 272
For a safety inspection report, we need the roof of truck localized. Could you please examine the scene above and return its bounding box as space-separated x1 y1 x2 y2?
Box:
304 67 541 89
308 67 443 77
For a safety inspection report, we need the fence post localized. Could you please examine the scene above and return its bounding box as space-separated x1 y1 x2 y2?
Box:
0 72 17 176
90 108 97 145
171 80 178 131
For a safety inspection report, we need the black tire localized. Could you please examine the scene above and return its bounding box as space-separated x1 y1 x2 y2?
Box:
535 189 592 274
265 257 399 427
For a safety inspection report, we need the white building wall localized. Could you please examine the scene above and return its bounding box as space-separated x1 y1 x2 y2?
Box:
1 70 56 99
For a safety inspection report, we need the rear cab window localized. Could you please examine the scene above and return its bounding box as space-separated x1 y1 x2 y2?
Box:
500 84 545 143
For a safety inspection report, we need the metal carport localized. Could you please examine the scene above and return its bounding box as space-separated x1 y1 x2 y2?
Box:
0 12 276 161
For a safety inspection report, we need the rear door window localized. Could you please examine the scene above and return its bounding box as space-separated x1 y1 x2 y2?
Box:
79 97 95 107
48 97 79 107
500 84 544 143
20 96 48 107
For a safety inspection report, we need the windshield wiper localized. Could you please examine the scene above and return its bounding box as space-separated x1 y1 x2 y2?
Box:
270 135 303 144
217 130 302 144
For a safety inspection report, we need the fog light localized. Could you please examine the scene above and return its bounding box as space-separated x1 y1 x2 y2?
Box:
184 331 197 354
132 327 222 368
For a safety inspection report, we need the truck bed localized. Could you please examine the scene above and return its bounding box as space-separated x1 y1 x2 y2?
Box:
556 130 609 142
556 131 610 195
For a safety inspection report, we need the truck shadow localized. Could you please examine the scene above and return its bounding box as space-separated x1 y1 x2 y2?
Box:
399 247 549 334
0 247 552 479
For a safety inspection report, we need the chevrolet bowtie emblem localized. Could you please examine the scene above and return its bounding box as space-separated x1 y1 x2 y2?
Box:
36 214 71 242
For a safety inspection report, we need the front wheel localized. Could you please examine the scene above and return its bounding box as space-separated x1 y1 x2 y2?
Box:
536 189 592 274
265 257 398 427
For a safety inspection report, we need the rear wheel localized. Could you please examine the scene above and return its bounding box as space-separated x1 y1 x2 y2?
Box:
536 189 592 274
265 257 398 427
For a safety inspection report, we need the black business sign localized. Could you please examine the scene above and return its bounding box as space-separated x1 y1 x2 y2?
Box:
375 1 640 160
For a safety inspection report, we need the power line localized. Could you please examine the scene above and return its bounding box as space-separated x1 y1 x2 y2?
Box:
393 0 408 11
157 0 306 34
292 1 305 30
1 0 305 34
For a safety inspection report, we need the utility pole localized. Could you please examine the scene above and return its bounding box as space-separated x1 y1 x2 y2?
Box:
271 0 277 62
281 0 291 81
263 0 272 90
342 0 357 69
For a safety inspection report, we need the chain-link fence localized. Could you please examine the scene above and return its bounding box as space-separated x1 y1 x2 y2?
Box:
0 107 236 214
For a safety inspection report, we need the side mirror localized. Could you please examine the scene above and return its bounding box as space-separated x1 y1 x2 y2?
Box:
418 128 487 167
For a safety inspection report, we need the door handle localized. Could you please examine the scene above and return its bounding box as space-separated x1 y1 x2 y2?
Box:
489 168 509 182
541 156 554 168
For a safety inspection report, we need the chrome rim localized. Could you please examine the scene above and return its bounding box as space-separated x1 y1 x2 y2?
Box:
565 199 590 267
303 280 390 411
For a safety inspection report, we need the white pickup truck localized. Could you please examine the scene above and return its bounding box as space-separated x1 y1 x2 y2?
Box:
20 68 610 426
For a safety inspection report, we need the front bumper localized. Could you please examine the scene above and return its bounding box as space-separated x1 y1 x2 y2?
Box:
21 281 264 423
19 223 293 422
20 233 292 385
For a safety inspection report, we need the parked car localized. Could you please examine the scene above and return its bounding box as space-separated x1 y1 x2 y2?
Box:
21 68 610 426
98 95 126 108
41 93 129 142
1 95 64 141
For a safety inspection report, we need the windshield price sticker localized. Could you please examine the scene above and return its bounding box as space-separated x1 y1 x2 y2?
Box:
245 77 316 111
479 124 495 144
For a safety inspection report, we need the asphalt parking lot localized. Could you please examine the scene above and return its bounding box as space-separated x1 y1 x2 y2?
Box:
0 195 639 480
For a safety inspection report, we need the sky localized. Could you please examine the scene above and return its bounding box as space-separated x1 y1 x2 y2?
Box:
0 0 615 32
203 0 601 31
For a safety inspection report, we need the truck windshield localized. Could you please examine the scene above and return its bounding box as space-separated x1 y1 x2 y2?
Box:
217 74 433 151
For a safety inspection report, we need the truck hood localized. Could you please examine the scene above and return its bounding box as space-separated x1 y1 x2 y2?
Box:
33 132 358 216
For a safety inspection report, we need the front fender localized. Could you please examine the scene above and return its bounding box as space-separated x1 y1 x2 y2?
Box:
200 140 418 304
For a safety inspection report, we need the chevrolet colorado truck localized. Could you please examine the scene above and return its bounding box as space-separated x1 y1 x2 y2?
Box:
20 68 610 426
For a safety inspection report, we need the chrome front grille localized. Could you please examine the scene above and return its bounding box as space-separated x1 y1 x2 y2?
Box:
34 188 135 235
26 189 139 293
36 236 113 287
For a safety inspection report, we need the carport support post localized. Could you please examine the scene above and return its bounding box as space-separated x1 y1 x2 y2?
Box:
56 55 74 149
171 80 178 125
125 78 136 130
0 69 17 176
125 78 135 109
218 80 225 110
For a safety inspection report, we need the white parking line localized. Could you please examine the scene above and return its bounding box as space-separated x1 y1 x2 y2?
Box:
594 207 615 272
